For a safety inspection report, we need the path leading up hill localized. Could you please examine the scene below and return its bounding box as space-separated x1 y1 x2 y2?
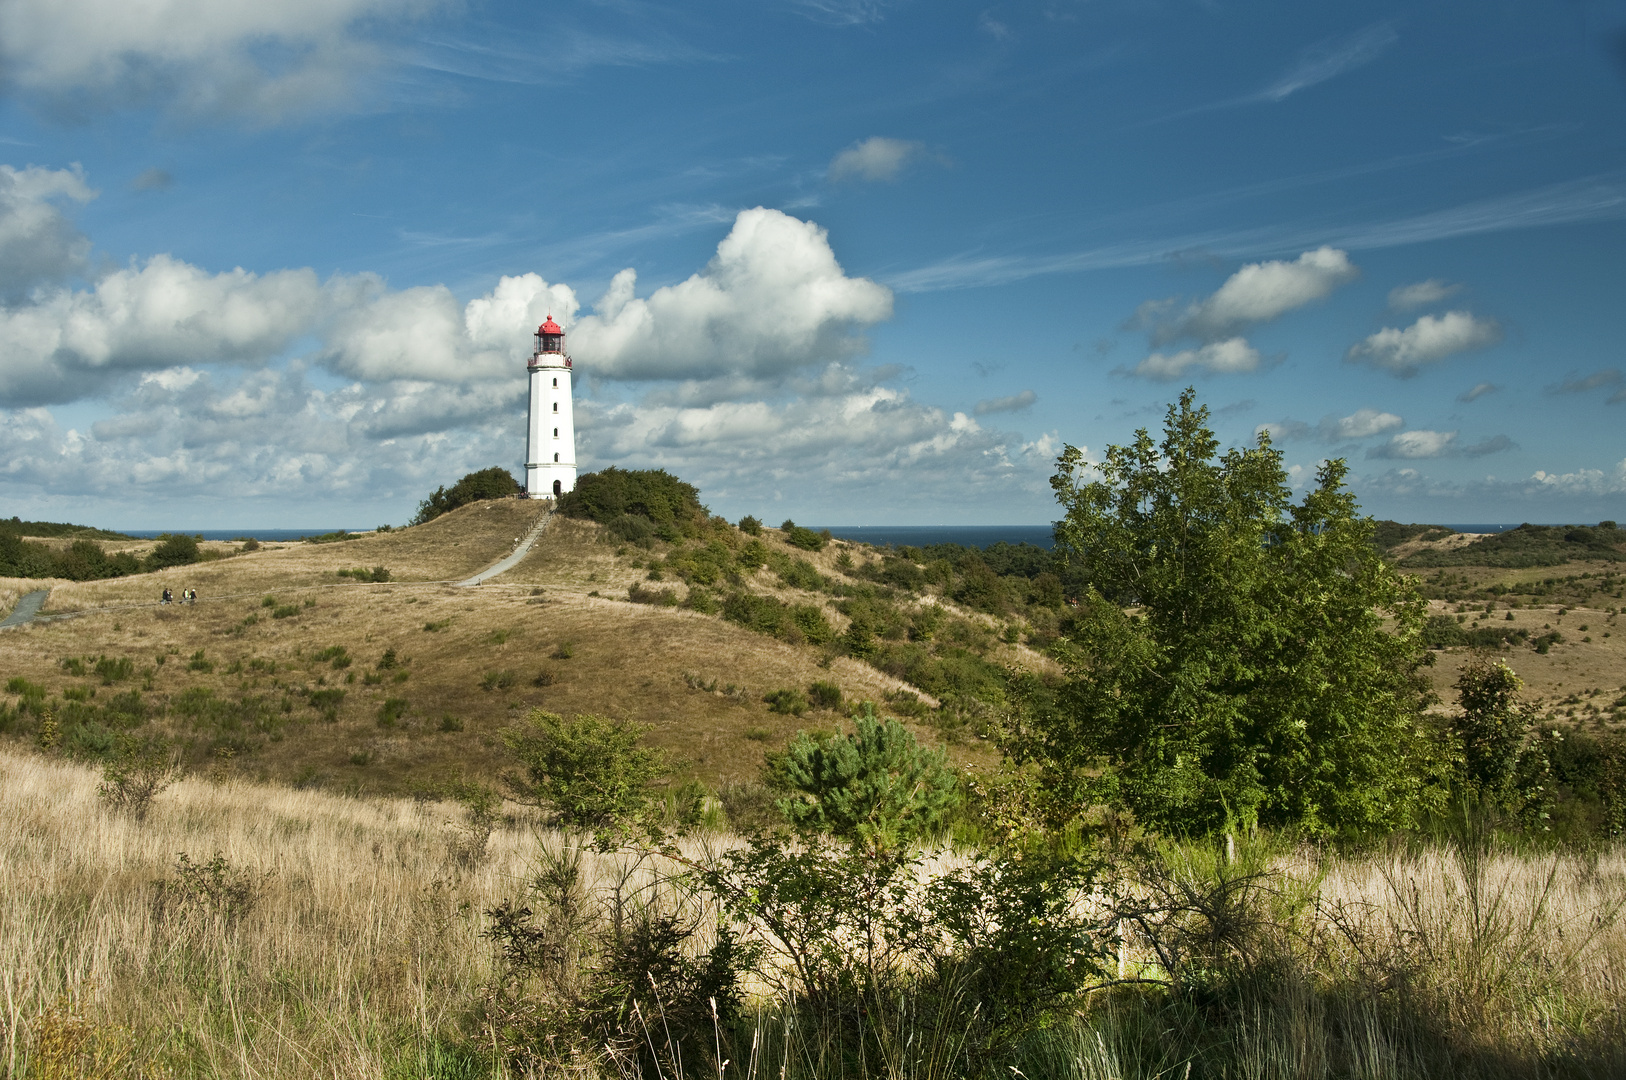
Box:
455 505 554 587
0 590 49 629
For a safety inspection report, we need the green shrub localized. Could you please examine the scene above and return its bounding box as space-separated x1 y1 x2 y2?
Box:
767 706 959 851
764 688 808 715
559 467 706 535
738 515 762 535
481 669 518 691
97 734 176 821
783 524 827 551
145 533 201 569
271 605 299 619
808 680 843 710
314 645 351 668
500 709 667 829
627 582 679 606
439 715 464 732
308 688 347 710
412 466 521 525
94 656 134 683
377 697 408 727
772 554 824 591
187 651 214 673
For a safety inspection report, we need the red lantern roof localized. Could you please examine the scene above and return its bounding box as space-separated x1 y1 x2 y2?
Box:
539 316 562 336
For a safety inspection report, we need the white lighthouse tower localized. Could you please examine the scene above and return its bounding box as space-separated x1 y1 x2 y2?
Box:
525 316 577 498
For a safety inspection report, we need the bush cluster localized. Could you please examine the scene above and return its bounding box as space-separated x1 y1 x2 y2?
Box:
0 531 213 582
558 467 707 537
411 466 522 525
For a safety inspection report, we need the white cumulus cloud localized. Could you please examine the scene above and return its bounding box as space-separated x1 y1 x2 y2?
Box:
569 207 893 382
0 0 438 120
0 255 329 404
322 272 578 383
1367 430 1515 459
1387 278 1460 311
1131 338 1262 380
1143 246 1358 346
1321 408 1404 440
828 136 926 182
1345 311 1502 377
0 164 95 295
1369 430 1458 459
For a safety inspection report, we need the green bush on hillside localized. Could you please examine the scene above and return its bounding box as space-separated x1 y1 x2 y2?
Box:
766 705 959 851
558 467 706 537
412 467 522 525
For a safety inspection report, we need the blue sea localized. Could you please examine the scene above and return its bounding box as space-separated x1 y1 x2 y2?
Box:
116 522 1566 547
122 529 368 542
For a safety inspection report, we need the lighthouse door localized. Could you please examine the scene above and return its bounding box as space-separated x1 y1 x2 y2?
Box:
553 480 562 497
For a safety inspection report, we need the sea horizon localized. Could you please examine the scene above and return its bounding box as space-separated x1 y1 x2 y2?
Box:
105 520 1594 549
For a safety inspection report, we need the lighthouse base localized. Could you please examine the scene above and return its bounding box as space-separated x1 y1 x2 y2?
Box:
527 462 577 499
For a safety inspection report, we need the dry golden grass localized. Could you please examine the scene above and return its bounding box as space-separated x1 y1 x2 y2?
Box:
1423 598 1625 723
0 505 959 794
0 747 651 1078
3 748 1622 1079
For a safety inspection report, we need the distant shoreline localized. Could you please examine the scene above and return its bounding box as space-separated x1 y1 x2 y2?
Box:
103 521 1572 549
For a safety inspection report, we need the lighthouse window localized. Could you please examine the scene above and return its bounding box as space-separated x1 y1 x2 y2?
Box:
553 427 558 437
552 402 558 412
554 453 559 462
552 378 557 387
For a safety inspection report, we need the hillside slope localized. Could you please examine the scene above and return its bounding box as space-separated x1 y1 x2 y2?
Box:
0 500 1006 795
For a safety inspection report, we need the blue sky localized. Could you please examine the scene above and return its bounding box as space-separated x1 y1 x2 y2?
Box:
0 0 1623 528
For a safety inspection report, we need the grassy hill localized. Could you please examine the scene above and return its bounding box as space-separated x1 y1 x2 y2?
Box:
3 502 1624 802
0 498 1039 799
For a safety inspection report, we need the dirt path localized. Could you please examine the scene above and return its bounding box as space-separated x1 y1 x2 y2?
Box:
454 506 554 587
0 590 51 629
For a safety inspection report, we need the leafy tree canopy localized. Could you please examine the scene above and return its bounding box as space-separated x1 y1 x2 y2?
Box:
412 467 522 525
146 533 201 569
767 705 960 851
560 467 705 526
1020 389 1439 838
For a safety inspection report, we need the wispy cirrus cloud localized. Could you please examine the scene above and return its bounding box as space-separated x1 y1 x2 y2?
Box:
1156 22 1398 121
783 0 893 26
885 174 1626 294
1257 22 1399 103
974 390 1036 415
1388 278 1460 311
1548 369 1625 403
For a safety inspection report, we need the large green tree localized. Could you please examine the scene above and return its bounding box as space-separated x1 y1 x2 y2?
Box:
1027 390 1439 836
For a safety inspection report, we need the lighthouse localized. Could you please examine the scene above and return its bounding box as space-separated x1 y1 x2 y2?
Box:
525 316 577 498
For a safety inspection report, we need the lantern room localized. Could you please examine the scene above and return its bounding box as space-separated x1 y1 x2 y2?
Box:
535 316 564 355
